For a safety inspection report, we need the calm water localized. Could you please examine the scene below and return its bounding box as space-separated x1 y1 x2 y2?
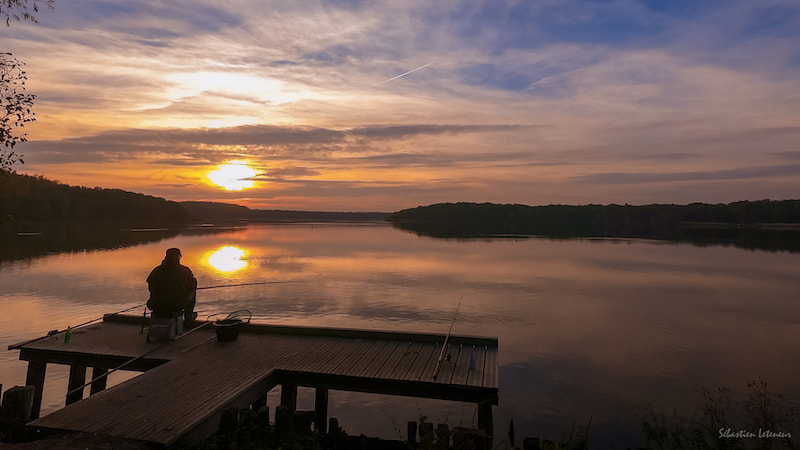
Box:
1 223 799 448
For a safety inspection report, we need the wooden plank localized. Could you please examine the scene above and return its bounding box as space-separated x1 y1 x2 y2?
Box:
405 342 438 382
329 339 371 375
451 344 473 386
357 340 400 379
281 337 346 372
104 314 500 347
374 341 413 379
34 333 307 443
434 344 460 384
22 319 500 445
94 352 283 441
483 347 498 388
345 339 393 377
56 346 242 435
285 337 351 373
465 346 486 387
388 342 425 380
314 339 365 374
151 337 311 443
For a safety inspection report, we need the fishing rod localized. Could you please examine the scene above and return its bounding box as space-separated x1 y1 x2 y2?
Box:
11 281 295 349
65 320 214 400
432 295 463 380
196 280 300 290
8 303 147 350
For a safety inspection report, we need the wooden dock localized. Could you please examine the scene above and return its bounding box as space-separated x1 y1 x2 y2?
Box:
8 314 499 447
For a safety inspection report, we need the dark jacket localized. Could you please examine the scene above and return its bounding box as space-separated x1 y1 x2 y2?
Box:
146 258 197 316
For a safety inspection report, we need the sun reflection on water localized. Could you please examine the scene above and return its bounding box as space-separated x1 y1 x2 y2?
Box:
206 246 248 273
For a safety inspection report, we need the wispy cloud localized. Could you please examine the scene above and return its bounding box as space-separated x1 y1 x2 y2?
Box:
574 164 800 184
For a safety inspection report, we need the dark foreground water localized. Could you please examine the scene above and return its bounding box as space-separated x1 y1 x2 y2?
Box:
1 223 799 448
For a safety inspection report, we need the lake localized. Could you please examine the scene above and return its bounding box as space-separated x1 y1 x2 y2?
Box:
1 222 799 448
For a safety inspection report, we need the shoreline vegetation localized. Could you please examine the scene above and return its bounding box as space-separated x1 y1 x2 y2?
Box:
2 379 796 449
2 171 800 255
388 201 800 252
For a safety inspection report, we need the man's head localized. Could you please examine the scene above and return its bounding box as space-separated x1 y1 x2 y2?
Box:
165 248 182 261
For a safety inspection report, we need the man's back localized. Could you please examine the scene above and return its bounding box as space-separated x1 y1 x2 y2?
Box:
147 251 197 317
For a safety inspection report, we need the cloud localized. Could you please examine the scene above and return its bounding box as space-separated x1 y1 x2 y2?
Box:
348 124 526 139
574 164 800 185
21 123 529 165
6 0 800 210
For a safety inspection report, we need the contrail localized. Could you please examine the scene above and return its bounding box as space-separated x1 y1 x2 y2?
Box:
371 62 433 87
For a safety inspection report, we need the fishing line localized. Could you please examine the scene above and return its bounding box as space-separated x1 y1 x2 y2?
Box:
11 281 294 349
196 280 301 290
8 303 147 349
65 320 214 400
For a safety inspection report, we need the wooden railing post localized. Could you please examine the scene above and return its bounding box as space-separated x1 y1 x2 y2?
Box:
478 401 493 446
314 387 328 434
280 384 297 412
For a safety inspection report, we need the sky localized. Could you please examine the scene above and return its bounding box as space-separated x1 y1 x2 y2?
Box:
3 0 800 212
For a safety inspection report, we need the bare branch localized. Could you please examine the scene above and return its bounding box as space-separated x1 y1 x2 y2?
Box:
1 0 54 26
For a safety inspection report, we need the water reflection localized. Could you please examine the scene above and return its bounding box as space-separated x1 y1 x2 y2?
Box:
1 223 799 448
205 245 248 273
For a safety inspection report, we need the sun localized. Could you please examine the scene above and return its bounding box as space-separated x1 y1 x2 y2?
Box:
207 161 258 191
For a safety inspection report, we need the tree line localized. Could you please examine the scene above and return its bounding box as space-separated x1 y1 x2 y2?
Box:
181 201 388 223
0 170 191 227
388 201 800 252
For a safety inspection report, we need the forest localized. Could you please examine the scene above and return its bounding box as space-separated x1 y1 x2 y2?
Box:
0 171 388 229
4 170 800 252
0 170 191 227
182 201 388 223
388 201 800 251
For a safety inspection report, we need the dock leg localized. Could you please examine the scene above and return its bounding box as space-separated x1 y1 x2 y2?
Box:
90 367 108 395
24 360 47 419
477 401 493 446
314 388 328 434
280 384 297 412
66 365 87 405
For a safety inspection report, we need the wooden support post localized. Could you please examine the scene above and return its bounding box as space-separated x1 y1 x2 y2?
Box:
256 402 269 426
251 393 267 411
90 367 108 395
280 384 297 412
407 421 417 447
66 365 87 405
477 401 493 446
419 421 434 446
275 405 292 434
219 407 239 435
24 361 47 419
436 423 450 450
1 385 35 423
253 393 268 426
314 387 328 434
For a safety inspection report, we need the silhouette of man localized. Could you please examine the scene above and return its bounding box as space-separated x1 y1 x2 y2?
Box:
147 248 198 326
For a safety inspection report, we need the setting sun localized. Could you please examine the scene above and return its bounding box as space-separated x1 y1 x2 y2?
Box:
207 161 258 191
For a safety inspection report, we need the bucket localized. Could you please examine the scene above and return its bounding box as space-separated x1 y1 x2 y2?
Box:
214 318 243 342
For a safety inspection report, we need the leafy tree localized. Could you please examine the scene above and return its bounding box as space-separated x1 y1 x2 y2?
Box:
1 52 35 169
1 0 53 169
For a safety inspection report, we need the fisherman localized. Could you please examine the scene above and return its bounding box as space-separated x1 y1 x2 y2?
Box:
147 248 198 327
